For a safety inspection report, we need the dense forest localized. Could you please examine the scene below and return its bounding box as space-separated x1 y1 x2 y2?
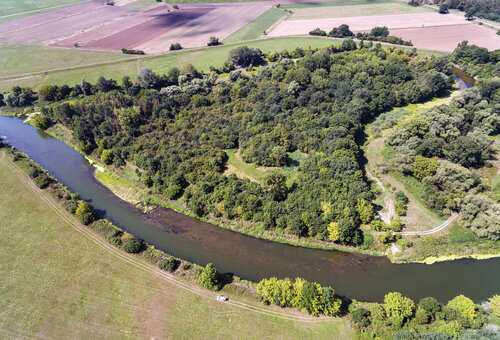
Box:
417 0 500 22
2 42 499 247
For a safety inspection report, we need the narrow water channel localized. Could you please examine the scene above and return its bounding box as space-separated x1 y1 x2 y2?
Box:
1 115 499 302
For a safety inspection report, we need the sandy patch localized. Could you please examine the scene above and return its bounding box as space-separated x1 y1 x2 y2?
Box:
268 12 471 37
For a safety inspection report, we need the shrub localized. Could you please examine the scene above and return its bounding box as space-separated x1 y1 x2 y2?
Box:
170 43 182 51
489 295 500 317
419 296 441 317
159 257 179 272
101 149 114 164
30 114 52 130
439 321 462 338
447 295 477 320
122 237 143 253
121 48 145 55
34 173 52 189
197 263 221 290
372 220 389 231
439 4 449 14
75 200 98 225
309 28 327 36
228 46 263 67
395 191 409 204
207 36 221 46
351 308 371 328
414 307 430 324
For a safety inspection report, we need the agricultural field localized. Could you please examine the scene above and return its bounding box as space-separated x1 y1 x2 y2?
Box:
0 151 351 339
223 7 286 43
287 2 434 20
0 0 90 22
268 0 500 52
0 36 341 91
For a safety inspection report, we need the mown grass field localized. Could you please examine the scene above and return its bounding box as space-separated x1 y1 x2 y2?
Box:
288 2 434 20
223 8 286 43
0 150 352 339
0 37 342 91
0 43 134 78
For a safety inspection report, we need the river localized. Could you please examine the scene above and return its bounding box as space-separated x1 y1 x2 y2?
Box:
1 115 499 303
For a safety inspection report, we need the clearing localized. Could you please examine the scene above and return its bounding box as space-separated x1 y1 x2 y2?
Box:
223 7 286 43
224 149 305 185
0 150 352 339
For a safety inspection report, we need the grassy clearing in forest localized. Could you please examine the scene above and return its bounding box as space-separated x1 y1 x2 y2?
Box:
0 151 352 339
223 8 286 43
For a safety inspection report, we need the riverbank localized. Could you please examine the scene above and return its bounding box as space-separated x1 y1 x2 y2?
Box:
43 122 384 257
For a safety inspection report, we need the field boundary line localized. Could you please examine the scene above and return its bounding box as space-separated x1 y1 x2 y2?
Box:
0 150 335 324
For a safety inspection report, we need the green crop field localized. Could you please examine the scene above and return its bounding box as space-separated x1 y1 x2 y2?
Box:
0 37 342 91
0 0 90 22
224 8 286 43
288 2 434 20
0 151 352 339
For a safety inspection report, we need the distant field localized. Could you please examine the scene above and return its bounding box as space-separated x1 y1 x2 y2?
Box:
288 3 434 20
0 0 89 19
0 37 342 91
281 0 394 9
0 43 133 78
224 8 286 43
0 151 352 339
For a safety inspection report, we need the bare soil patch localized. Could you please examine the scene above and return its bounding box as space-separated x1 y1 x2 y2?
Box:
135 5 269 53
75 7 212 51
390 24 500 52
0 4 136 43
268 12 470 37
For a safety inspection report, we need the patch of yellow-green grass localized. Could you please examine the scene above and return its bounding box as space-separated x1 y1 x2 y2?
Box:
0 151 352 339
224 149 305 185
288 2 434 20
224 8 286 43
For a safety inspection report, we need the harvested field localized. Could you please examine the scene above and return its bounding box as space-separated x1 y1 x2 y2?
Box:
288 3 434 20
57 7 212 51
268 12 471 37
0 3 136 43
135 5 269 53
390 24 500 52
0 1 103 35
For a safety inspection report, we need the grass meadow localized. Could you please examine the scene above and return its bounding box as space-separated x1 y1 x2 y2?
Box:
0 150 352 339
0 37 342 91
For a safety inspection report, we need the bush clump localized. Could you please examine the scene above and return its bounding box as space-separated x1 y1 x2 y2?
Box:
158 257 179 272
122 237 144 253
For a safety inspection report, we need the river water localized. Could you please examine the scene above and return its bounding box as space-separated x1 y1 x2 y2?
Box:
1 115 499 302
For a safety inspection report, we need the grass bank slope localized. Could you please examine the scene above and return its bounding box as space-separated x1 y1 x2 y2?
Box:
0 151 352 339
224 8 286 43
